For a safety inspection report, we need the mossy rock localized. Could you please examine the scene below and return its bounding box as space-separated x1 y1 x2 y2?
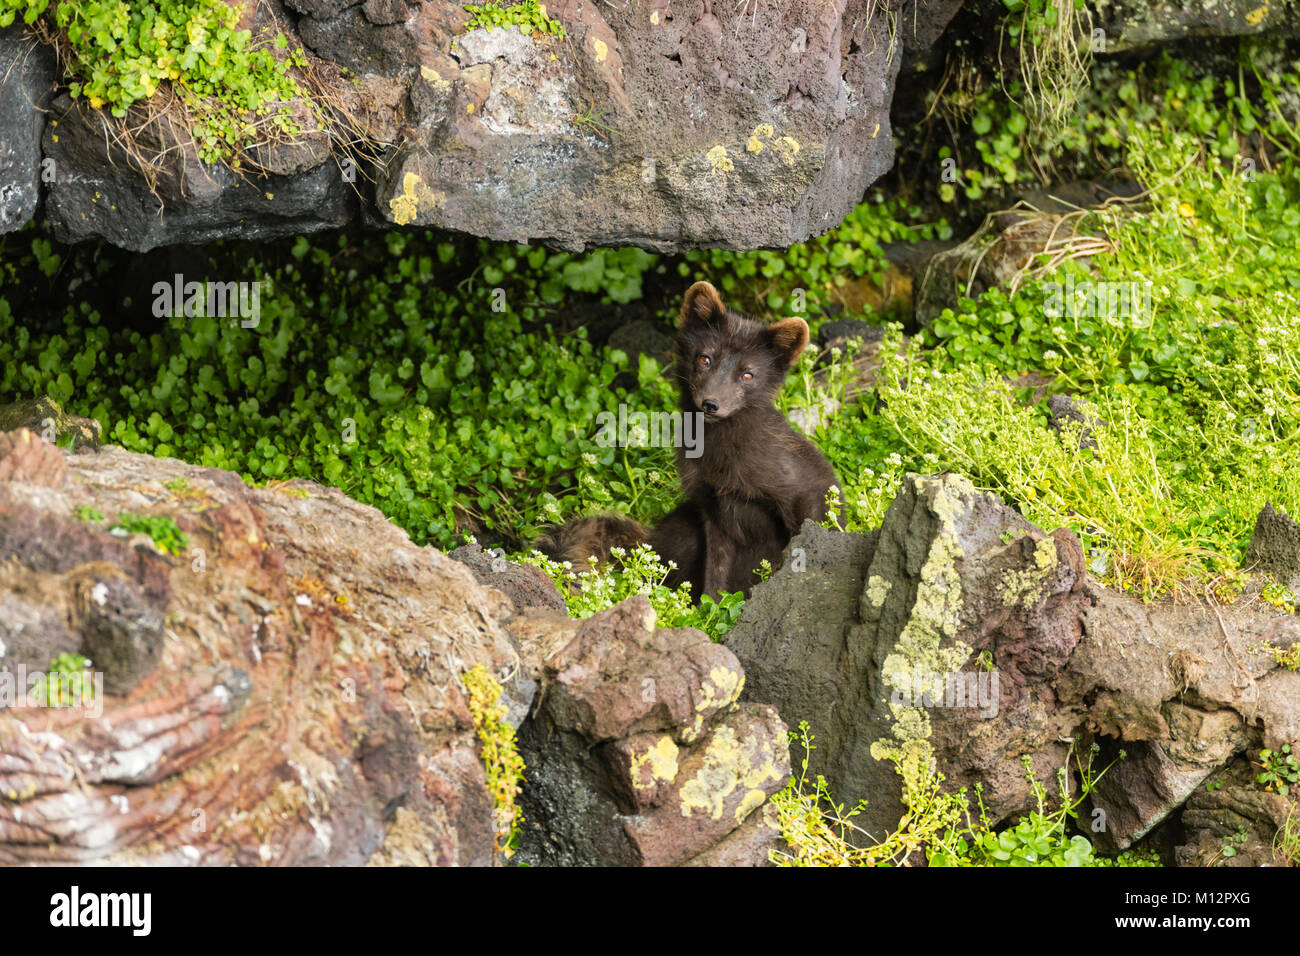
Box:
0 396 102 451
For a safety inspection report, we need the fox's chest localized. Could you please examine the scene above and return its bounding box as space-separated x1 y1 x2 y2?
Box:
683 442 794 499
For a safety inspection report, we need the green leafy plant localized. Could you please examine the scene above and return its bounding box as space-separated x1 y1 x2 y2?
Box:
570 98 623 140
74 504 105 523
1271 642 1300 672
684 195 949 319
1255 744 1300 797
928 746 1148 867
693 590 746 639
32 652 95 706
999 0 1092 140
518 544 745 642
463 0 564 38
1214 824 1248 863
1273 805 1300 866
769 726 1155 867
109 512 188 556
3 0 309 166
1261 578 1297 611
768 721 882 866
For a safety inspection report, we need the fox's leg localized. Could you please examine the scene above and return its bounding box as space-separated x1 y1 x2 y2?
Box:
649 502 705 592
780 484 834 537
702 516 735 600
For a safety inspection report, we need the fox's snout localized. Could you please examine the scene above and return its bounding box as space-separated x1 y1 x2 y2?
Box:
692 384 743 418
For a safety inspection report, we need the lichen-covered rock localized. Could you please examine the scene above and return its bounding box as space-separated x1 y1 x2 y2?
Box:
0 397 102 452
1245 503 1300 597
1093 0 1300 54
6 0 956 251
727 471 1300 860
621 704 789 866
682 801 784 867
513 595 789 866
0 429 518 865
730 474 1092 837
377 0 901 251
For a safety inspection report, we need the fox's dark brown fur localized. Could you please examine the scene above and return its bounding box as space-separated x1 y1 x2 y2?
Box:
537 281 839 599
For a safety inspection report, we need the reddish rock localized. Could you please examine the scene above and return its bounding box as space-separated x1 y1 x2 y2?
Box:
0 437 516 865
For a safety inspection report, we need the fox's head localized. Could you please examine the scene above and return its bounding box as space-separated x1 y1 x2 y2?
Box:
674 281 810 421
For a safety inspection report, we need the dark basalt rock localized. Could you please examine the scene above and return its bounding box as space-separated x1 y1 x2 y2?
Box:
0 26 53 233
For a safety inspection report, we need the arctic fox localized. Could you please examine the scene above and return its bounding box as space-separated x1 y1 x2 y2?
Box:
539 281 838 599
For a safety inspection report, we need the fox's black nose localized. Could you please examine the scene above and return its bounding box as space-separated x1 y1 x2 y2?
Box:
701 399 719 414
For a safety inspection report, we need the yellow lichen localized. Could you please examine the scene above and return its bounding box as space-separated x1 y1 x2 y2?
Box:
678 726 783 821
388 172 445 227
999 536 1058 610
772 136 801 165
592 38 608 62
697 665 743 713
866 574 891 608
735 788 767 823
706 144 734 173
629 736 679 789
747 123 776 153
870 475 975 793
1245 5 1268 26
420 65 451 91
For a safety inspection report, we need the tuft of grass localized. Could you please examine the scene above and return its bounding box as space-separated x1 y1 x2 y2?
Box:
1273 806 1300 866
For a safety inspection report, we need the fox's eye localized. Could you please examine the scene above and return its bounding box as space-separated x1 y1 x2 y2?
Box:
698 355 711 368
741 371 753 382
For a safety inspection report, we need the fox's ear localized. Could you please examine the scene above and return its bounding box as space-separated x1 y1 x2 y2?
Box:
679 281 727 331
766 317 810 367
